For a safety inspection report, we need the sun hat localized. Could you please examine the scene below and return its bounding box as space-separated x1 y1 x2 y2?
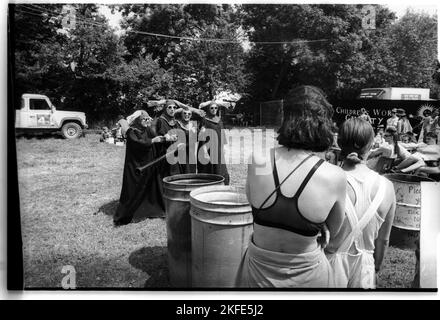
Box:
127 110 149 125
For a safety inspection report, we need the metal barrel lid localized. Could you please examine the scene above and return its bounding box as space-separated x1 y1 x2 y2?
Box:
189 185 253 226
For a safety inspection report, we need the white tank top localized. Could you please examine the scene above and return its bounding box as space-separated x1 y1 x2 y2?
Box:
326 170 386 254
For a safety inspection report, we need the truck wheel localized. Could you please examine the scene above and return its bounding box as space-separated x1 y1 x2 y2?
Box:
61 122 83 139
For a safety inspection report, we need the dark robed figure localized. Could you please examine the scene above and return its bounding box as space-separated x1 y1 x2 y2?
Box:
176 108 198 174
198 102 230 185
155 100 182 179
114 112 166 226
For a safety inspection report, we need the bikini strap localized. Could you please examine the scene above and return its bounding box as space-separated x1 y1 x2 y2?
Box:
257 152 314 211
272 149 281 193
293 159 325 200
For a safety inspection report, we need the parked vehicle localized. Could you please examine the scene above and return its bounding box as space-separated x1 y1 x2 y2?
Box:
15 93 88 139
359 87 431 100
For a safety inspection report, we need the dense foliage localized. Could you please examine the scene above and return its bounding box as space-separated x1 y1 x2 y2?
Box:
240 4 438 100
10 3 439 125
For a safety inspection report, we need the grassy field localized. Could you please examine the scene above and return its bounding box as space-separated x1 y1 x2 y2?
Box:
16 132 417 289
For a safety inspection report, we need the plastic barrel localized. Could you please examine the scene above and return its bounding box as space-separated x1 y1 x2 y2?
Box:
163 173 224 288
189 186 253 287
383 173 433 250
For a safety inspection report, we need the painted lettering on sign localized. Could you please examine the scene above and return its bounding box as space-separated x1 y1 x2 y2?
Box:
394 207 420 230
334 107 389 125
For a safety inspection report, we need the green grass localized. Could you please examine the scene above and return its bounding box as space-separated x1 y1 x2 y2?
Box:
16 133 416 289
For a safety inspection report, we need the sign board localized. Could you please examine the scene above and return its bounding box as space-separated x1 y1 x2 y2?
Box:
393 179 422 230
331 99 440 131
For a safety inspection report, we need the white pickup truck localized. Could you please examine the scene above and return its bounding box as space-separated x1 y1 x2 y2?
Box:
15 93 88 139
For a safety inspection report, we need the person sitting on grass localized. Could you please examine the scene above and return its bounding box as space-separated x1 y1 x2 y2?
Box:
99 126 111 142
393 132 440 173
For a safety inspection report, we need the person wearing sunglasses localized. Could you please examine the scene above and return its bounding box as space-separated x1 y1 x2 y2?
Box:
155 100 182 179
175 108 199 174
155 99 207 177
197 100 230 185
113 111 167 226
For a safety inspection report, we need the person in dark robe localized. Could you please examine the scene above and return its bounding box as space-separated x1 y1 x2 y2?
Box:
113 111 167 227
154 99 205 177
155 100 181 179
176 108 198 174
150 102 165 133
197 101 230 184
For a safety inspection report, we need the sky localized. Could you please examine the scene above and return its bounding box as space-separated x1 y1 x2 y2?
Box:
386 3 437 18
98 5 122 30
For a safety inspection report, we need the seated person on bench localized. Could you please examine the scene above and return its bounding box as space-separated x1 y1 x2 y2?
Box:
394 132 440 173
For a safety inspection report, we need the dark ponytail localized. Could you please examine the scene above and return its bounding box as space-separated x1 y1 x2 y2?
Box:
338 118 375 165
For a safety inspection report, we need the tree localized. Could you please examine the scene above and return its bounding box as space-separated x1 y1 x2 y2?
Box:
12 3 69 107
12 3 173 124
105 55 175 113
387 10 438 97
240 4 399 101
118 4 250 105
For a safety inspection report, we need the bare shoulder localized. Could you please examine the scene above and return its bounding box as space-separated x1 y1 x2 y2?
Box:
318 160 346 183
378 175 396 216
312 159 347 199
251 149 270 166
382 176 396 199
248 149 273 176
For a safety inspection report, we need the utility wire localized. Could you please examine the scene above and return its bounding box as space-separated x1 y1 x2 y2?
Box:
22 4 437 46
18 4 332 45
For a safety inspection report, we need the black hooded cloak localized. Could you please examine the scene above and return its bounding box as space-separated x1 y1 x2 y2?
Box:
114 123 165 225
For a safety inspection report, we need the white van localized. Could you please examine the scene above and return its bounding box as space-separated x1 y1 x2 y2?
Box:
359 87 431 100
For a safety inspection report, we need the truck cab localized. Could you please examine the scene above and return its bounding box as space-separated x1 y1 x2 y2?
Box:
15 93 88 139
